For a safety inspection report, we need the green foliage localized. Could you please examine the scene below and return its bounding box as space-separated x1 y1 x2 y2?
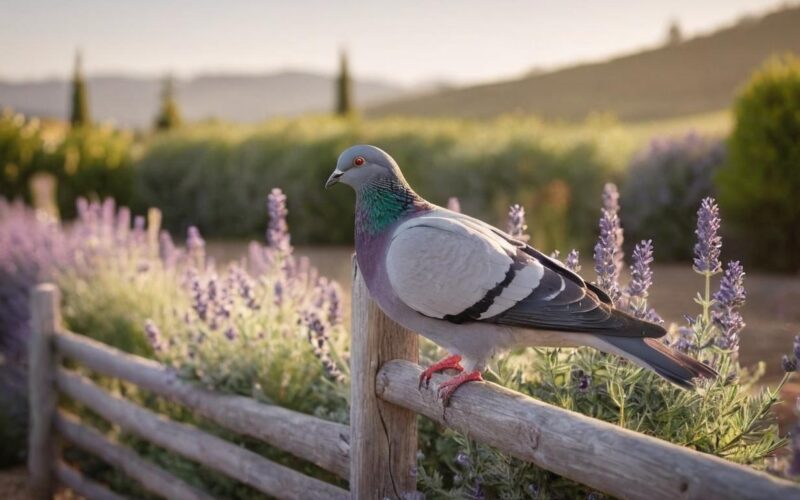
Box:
335 51 353 117
0 111 134 218
154 76 182 131
717 54 800 272
133 116 615 252
70 52 91 128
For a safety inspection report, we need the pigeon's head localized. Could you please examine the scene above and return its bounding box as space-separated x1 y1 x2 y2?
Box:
326 145 405 190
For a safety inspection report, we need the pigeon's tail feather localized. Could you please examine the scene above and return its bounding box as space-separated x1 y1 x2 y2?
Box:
598 336 717 389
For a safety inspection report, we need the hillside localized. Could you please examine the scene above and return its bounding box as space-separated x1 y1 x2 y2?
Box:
0 71 405 128
368 6 800 121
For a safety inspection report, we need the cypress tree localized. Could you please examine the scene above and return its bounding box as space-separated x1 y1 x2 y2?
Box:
154 75 182 131
70 51 91 128
335 51 354 116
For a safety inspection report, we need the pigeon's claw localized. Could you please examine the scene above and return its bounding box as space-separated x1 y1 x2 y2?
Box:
419 354 464 389
437 370 483 406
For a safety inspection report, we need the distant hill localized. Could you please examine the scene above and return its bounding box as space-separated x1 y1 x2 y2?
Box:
0 71 405 128
368 6 800 122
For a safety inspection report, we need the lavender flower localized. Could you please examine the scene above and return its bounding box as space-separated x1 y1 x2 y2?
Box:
186 226 205 266
267 188 292 255
712 261 746 354
455 452 472 468
133 215 146 243
302 311 344 382
578 373 591 392
626 240 662 322
602 183 624 274
101 198 115 240
224 327 237 342
447 197 461 213
231 265 259 310
783 355 797 373
794 335 800 361
693 197 722 274
593 208 622 303
273 280 285 306
159 230 177 268
565 249 581 273
628 240 653 299
116 206 131 241
506 204 529 242
672 326 695 353
144 319 163 352
326 281 343 326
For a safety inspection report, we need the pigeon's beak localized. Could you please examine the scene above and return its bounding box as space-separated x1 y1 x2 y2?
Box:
325 169 344 189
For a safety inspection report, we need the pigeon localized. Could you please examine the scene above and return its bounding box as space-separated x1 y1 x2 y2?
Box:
326 145 717 404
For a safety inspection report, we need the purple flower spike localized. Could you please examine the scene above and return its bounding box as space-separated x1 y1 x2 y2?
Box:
594 209 622 303
267 188 292 255
302 310 344 382
713 261 746 309
506 204 529 242
793 335 800 361
133 215 146 244
712 261 746 355
224 327 237 342
627 240 662 322
693 197 722 274
602 183 624 273
187 226 206 265
578 373 591 392
783 355 798 373
628 240 654 300
602 182 620 213
565 249 581 273
144 319 163 352
326 281 343 326
447 197 461 213
159 230 177 268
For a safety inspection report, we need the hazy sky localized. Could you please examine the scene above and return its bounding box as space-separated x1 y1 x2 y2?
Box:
0 0 790 85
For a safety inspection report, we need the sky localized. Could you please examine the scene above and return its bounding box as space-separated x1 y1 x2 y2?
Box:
0 0 791 86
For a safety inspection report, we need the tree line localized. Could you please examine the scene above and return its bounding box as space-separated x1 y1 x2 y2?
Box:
68 50 355 131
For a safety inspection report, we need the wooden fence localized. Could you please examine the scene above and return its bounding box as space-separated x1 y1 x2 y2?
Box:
27 262 800 500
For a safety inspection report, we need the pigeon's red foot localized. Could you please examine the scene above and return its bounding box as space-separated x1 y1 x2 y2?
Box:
419 354 464 389
437 370 483 406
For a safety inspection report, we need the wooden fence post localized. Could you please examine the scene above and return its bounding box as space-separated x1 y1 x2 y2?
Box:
350 257 419 499
28 283 61 499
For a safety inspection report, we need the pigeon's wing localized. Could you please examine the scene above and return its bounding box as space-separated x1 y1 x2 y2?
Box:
386 215 545 321
387 213 664 338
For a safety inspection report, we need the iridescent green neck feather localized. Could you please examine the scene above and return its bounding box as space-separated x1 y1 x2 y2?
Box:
355 178 427 236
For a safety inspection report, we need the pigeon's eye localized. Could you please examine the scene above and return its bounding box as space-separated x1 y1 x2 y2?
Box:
353 156 365 167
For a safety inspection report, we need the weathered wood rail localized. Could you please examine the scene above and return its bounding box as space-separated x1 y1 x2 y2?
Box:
28 262 800 499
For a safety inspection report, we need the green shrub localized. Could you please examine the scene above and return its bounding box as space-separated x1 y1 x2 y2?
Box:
717 54 800 272
0 110 134 218
133 117 615 252
622 132 725 260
